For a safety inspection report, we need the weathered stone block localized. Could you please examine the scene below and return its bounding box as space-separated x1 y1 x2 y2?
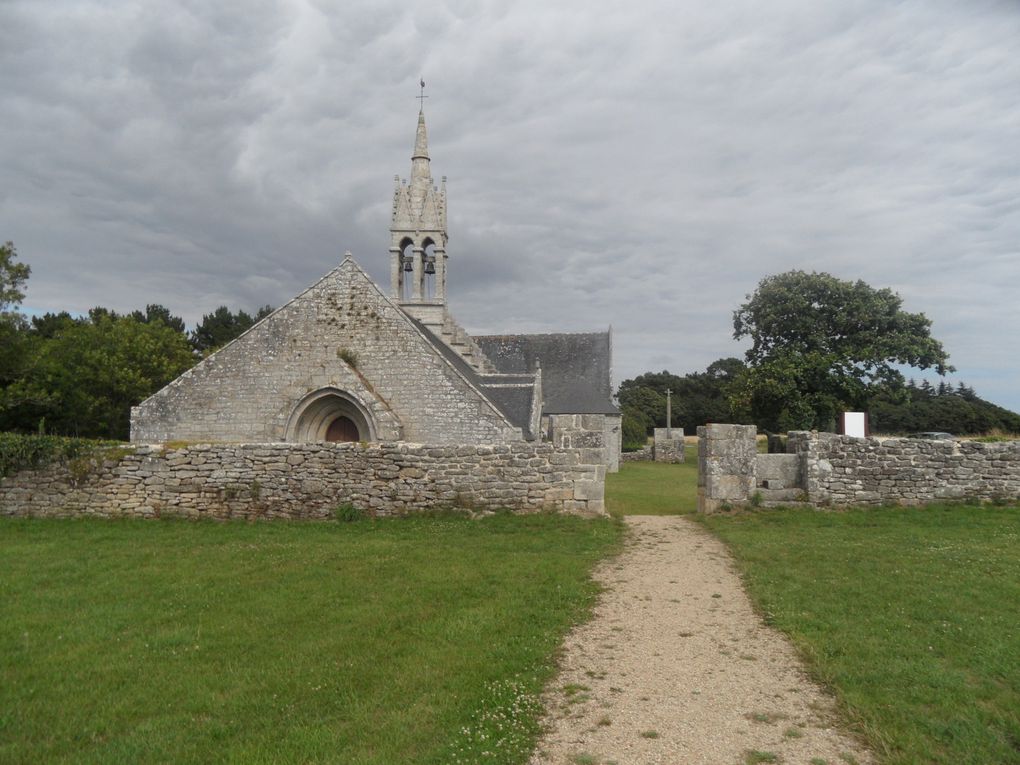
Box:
656 433 685 464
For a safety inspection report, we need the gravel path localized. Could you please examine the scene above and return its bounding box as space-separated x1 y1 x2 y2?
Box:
530 515 873 765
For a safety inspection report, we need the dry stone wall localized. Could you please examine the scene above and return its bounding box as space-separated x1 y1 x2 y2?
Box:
621 446 653 462
697 426 1020 510
653 428 686 463
795 432 1020 506
0 441 606 520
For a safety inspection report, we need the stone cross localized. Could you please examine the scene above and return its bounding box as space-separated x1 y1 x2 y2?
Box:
666 388 672 438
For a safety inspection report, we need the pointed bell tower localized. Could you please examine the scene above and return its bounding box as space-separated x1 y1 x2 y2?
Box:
390 91 448 325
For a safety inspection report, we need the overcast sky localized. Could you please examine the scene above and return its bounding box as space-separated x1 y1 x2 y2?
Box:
3 0 1019 411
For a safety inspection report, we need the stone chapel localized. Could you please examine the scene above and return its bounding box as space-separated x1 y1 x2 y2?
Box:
130 107 622 470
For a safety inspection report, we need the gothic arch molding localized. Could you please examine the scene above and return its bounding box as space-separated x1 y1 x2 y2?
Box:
285 388 377 443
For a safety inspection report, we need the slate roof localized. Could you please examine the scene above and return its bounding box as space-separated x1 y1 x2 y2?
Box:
475 377 538 439
404 316 538 439
473 332 619 415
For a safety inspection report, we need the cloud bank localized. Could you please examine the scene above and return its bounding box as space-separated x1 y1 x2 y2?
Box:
2 0 1018 409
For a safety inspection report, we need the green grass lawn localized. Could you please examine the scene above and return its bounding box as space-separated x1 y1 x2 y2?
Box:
701 505 1020 765
0 514 621 764
606 447 698 516
5 458 1018 765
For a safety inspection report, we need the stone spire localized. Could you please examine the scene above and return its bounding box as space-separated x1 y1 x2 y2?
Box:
410 110 431 195
390 100 448 313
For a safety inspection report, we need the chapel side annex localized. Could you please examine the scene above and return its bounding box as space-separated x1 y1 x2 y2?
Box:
130 107 621 469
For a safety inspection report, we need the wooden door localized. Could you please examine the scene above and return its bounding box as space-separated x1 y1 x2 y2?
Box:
325 416 359 442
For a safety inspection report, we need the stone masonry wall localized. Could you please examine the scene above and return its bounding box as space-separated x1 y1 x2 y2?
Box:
603 414 622 473
795 432 1020 506
131 259 521 445
697 424 757 513
543 414 620 473
0 441 607 520
621 446 653 462
653 428 686 463
546 414 610 502
756 454 800 489
697 426 1020 510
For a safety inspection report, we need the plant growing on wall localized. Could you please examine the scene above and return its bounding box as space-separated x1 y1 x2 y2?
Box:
0 432 121 479
337 348 358 368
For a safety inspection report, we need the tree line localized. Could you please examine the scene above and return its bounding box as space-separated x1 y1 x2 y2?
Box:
0 242 271 440
4 241 1017 445
618 270 1019 448
619 364 1019 450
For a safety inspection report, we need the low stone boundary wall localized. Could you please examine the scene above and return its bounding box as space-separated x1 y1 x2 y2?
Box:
757 454 800 489
796 433 1020 506
698 425 1020 511
0 441 607 520
652 428 685 463
621 447 653 462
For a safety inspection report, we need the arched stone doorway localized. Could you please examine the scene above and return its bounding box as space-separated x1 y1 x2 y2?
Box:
285 388 376 443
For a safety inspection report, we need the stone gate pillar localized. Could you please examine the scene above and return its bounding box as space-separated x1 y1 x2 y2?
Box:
697 424 757 513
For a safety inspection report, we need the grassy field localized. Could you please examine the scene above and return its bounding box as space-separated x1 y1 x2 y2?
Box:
5 456 1018 765
606 447 698 516
701 505 1020 765
0 514 621 764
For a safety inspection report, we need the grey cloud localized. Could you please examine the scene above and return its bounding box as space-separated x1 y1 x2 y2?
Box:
2 0 1018 411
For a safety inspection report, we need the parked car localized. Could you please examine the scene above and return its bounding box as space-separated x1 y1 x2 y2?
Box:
910 431 956 440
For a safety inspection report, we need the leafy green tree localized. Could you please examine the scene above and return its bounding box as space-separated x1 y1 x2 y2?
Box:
621 407 651 451
30 312 84 338
130 304 186 334
617 358 747 436
1 313 195 439
956 382 977 402
618 379 668 430
0 241 30 312
731 271 953 431
869 380 1020 435
191 304 273 353
0 315 30 396
676 358 747 428
0 242 32 410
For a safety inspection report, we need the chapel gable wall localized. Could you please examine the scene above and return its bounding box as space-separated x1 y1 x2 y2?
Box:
130 261 522 445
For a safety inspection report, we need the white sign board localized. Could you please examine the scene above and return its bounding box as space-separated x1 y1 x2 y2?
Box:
842 411 867 438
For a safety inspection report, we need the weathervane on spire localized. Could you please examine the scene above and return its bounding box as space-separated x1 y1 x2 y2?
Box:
417 78 428 112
